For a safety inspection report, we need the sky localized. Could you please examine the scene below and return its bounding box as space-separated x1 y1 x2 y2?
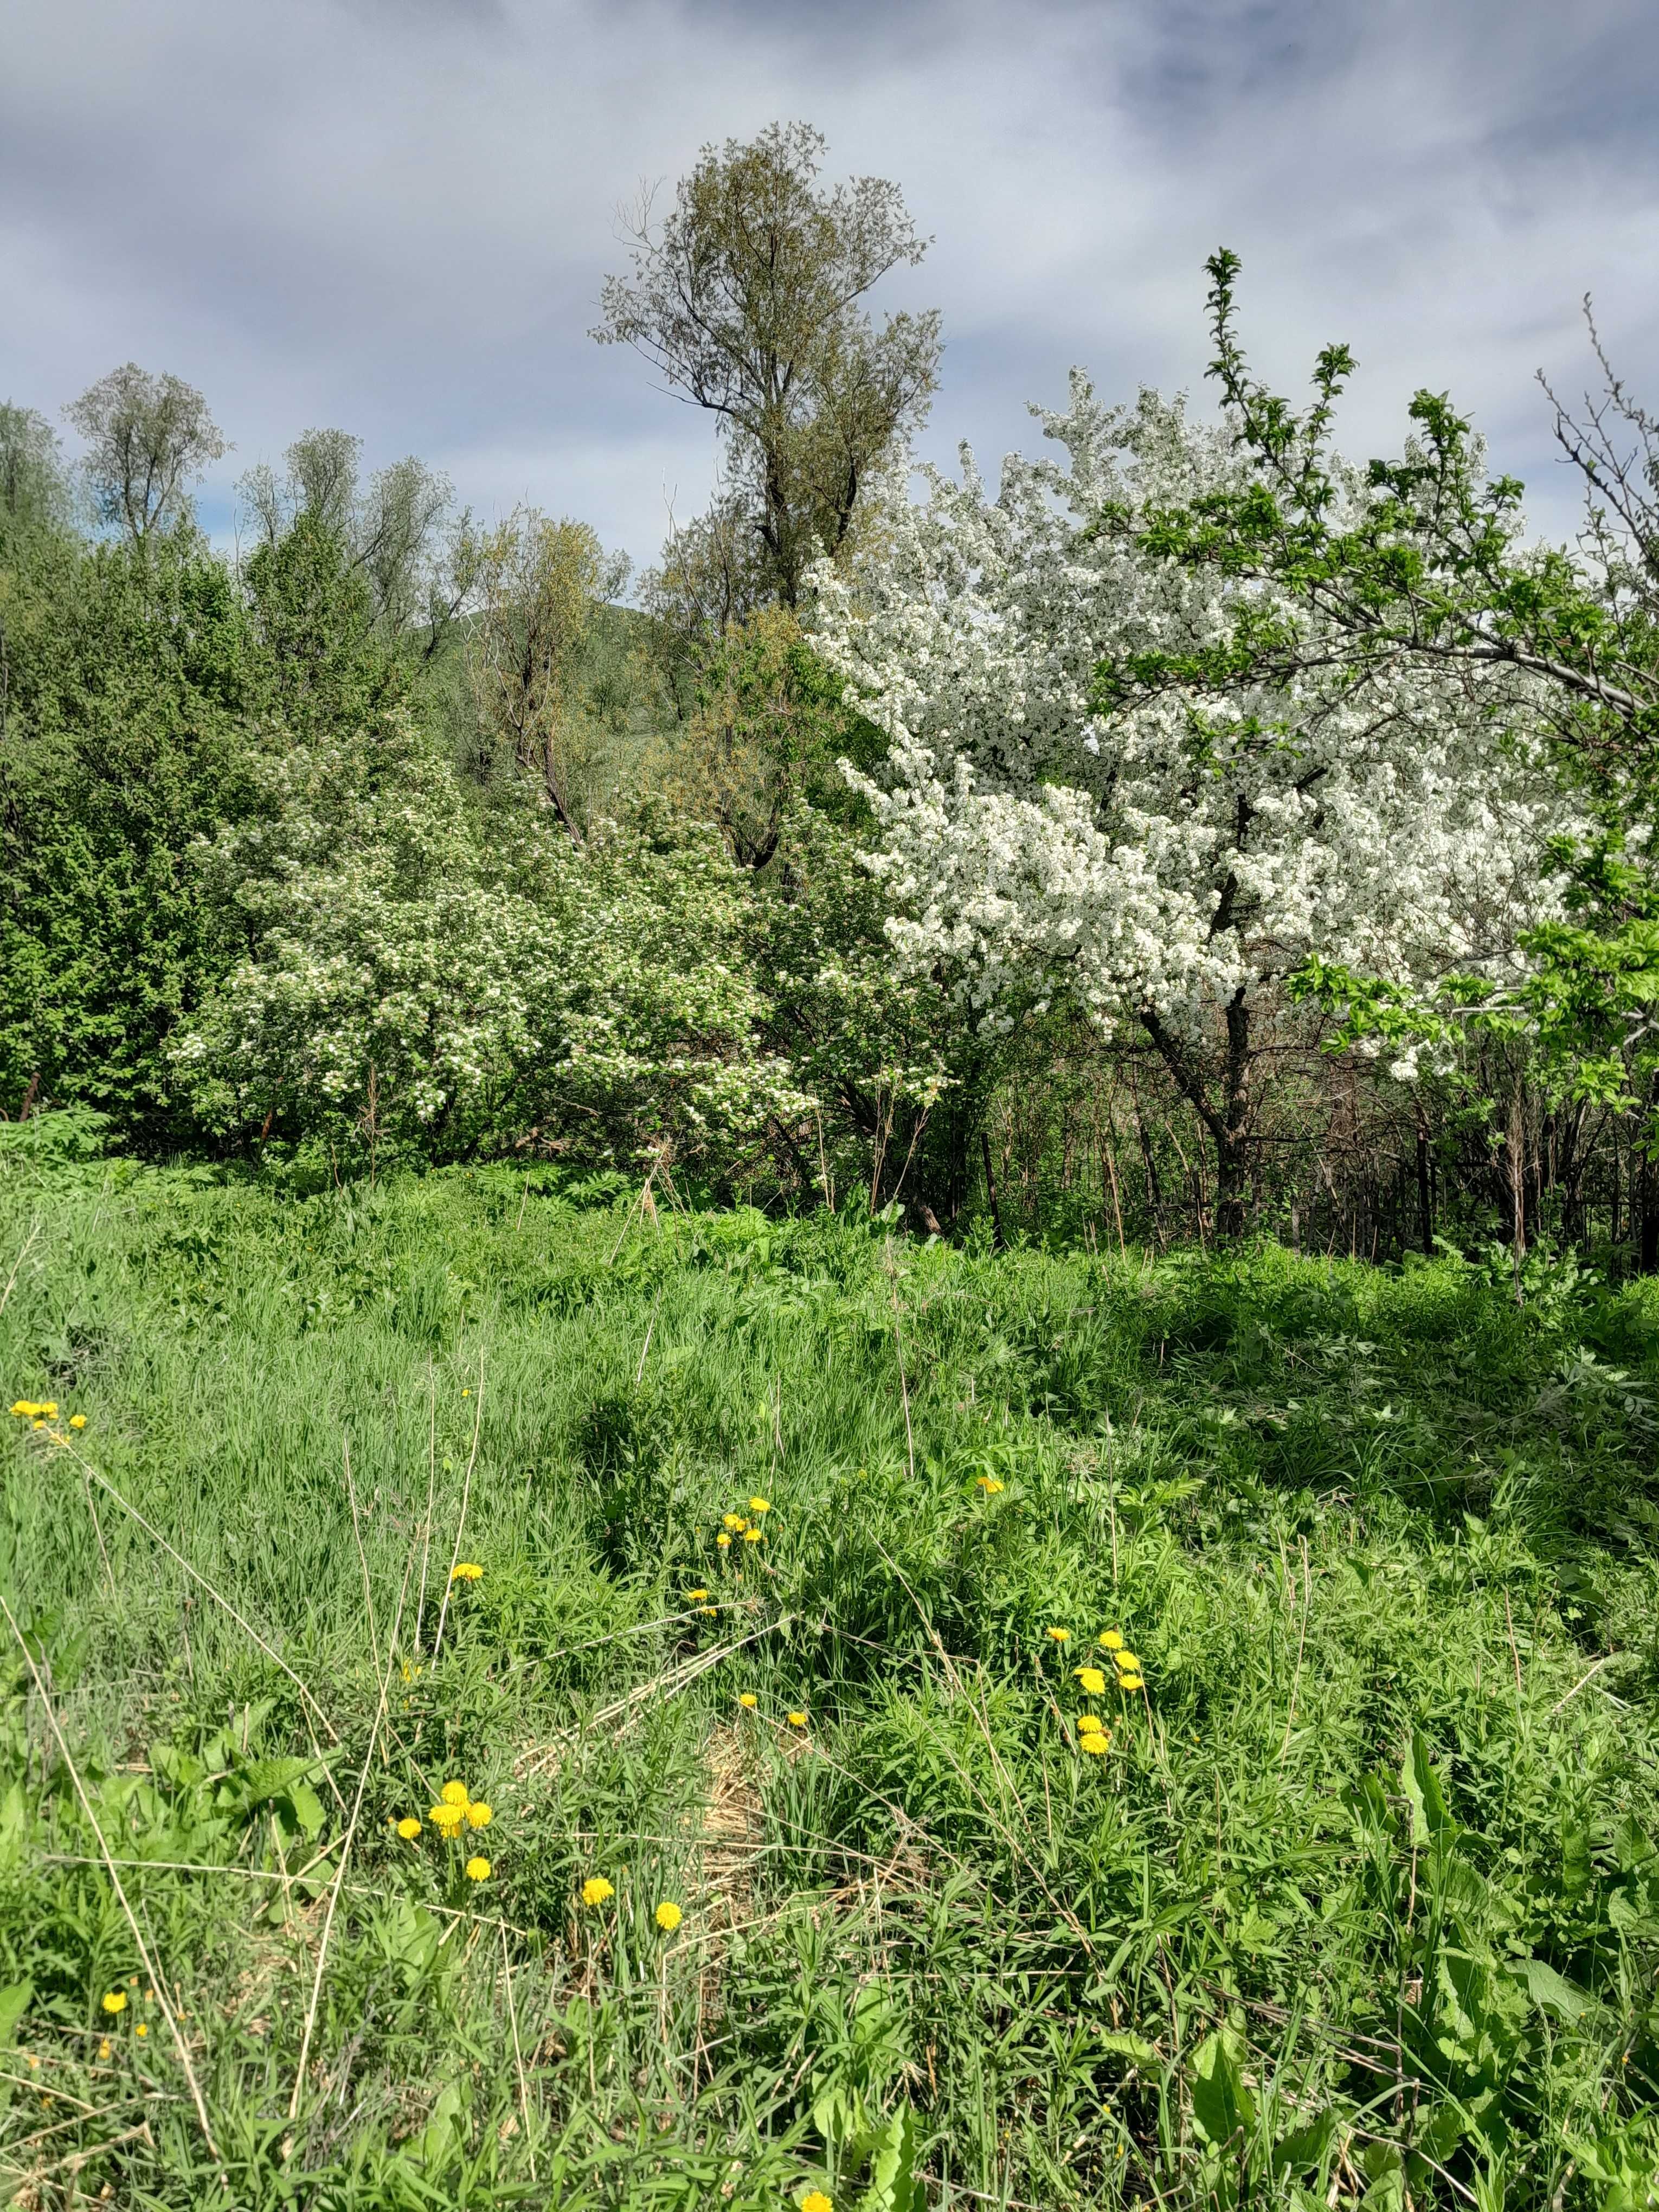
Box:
2 0 1656 572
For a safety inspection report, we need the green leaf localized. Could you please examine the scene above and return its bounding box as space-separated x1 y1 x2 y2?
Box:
1401 1733 1457 1853
1099 2030 1160 2067
286 1781 325 1839
1522 1958 1594 2021
1235 1904 1281 1953
811 2082 864 2152
1612 1816 1657 1874
1273 2107 1339 2176
1190 2030 1256 2149
0 1782 29 1872
0 1982 31 2047
236 1756 316 1802
412 2080 466 2170
151 1742 206 1789
1414 2100 1475 2164
1560 1814 1593 1900
1359 2144 1406 2212
859 2101 920 2212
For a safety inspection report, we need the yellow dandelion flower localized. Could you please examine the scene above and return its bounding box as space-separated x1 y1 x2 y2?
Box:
450 1561 483 1581
684 1589 710 1603
9 1402 36 1419
135 2023 148 2039
802 2192 835 2212
786 1711 808 1728
98 2039 111 2061
654 1900 683 1932
440 1781 470 1807
465 1856 491 1881
1046 1627 1071 1643
1099 1630 1124 1651
1077 1713 1105 1735
1117 1674 1146 1693
30 1419 42 1429
699 1606 717 1616
974 1476 1005 1494
465 1802 492 1829
101 1991 126 2015
748 1497 770 1514
743 1527 763 1544
68 1413 87 1429
738 1692 758 1709
428 1805 464 1834
40 1402 56 1417
396 1817 422 1841
722 1514 745 1532
1079 1732 1110 1756
717 1533 732 1548
581 1876 614 1907
1073 1667 1107 1694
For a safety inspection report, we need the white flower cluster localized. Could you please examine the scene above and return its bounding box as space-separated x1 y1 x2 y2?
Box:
811 379 1573 1050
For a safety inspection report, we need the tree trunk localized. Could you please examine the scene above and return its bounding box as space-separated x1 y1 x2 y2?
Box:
1217 990 1252 1239
1141 991 1252 1240
1417 1120 1434 1257
1215 1125 1249 1242
980 1131 1006 1251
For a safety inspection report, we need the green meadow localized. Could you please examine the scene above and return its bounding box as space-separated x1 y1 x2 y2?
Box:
2 1135 1658 2208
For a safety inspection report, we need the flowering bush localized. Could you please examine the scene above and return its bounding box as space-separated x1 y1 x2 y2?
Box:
171 710 814 1173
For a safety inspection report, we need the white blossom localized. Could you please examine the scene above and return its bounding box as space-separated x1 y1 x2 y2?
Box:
811 378 1574 1053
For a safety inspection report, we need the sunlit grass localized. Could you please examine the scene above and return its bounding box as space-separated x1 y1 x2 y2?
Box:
1 1155 1657 2206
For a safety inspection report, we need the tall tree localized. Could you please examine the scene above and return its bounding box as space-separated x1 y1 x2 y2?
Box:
0 531 261 1131
240 427 363 547
0 404 73 550
237 430 463 657
595 121 941 608
462 509 626 841
64 364 227 542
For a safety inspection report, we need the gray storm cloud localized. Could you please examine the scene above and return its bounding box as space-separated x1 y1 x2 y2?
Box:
2 0 1654 564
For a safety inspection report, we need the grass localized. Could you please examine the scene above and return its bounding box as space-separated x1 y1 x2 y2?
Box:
1 1134 1657 2208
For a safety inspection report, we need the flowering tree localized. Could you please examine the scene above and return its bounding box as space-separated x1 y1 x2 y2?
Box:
1096 256 1659 1255
811 379 1570 1232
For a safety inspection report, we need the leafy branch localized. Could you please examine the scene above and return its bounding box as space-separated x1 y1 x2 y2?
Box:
1091 250 1659 766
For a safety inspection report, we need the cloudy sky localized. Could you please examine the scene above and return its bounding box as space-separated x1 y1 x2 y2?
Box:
3 0 1655 570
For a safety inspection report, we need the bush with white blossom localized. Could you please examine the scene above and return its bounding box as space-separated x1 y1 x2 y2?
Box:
172 710 811 1171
